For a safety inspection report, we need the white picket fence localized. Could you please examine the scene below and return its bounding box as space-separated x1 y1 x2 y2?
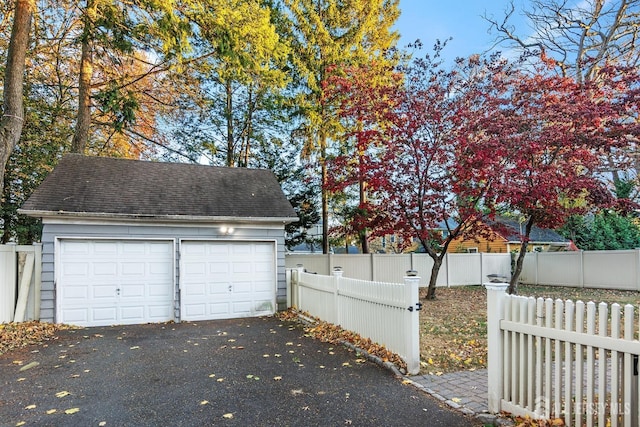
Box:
0 244 42 323
286 252 511 286
486 284 640 426
288 267 421 375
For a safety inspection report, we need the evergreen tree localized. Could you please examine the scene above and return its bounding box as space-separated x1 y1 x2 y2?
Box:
283 0 400 253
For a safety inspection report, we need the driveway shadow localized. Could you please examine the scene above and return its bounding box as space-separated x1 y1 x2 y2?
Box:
0 317 478 426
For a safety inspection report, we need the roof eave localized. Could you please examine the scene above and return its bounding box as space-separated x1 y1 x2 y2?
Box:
18 209 299 224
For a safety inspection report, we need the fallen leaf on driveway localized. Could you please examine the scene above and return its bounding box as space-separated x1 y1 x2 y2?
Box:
19 361 40 371
46 409 57 414
129 346 140 350
273 376 282 381
16 378 25 382
208 374 216 378
200 400 209 405
216 378 225 382
64 408 80 414
15 421 26 426
451 397 461 403
24 404 36 410
55 391 71 398
223 413 234 419
99 422 107 426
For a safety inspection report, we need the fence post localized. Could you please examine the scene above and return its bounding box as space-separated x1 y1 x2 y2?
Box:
580 250 585 289
332 267 343 326
485 282 509 413
636 249 640 291
1 244 18 323
294 264 304 309
404 270 421 375
371 254 377 282
445 253 451 287
286 269 292 308
33 243 42 321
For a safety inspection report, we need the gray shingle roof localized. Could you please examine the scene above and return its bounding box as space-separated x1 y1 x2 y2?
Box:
20 154 297 221
493 217 568 243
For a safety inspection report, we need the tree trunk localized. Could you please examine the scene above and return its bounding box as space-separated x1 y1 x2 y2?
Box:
320 131 329 254
1 175 11 243
509 216 535 294
358 158 369 254
241 87 254 167
225 80 234 167
425 254 443 300
0 0 34 205
71 0 96 154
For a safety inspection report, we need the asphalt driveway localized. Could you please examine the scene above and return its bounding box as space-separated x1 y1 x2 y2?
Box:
0 316 478 426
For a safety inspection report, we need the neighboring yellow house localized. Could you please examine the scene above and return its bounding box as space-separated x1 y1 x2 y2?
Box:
446 217 574 253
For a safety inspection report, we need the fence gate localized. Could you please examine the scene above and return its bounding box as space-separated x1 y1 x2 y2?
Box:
0 244 42 323
486 284 640 426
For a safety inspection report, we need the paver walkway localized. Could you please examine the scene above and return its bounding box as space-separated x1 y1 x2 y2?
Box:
410 369 489 415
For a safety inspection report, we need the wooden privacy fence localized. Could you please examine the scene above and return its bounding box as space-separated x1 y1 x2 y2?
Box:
486 284 640 426
0 244 42 323
288 266 421 375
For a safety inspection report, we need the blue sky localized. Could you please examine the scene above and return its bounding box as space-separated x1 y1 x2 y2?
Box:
394 0 529 60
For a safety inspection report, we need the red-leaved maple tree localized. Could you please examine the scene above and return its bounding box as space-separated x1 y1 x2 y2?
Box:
327 48 513 299
456 59 640 294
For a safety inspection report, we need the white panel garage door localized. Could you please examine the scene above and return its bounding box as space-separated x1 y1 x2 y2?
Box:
57 239 174 327
180 241 276 321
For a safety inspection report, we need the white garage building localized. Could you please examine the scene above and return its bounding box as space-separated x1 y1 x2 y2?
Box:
20 154 297 327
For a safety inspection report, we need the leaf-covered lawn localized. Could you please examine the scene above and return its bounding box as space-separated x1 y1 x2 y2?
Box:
420 284 640 375
420 286 488 374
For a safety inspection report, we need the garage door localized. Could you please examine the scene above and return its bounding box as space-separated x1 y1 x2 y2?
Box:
180 241 276 321
57 239 174 327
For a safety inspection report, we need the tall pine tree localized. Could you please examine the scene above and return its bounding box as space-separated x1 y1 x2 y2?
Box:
283 0 400 253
